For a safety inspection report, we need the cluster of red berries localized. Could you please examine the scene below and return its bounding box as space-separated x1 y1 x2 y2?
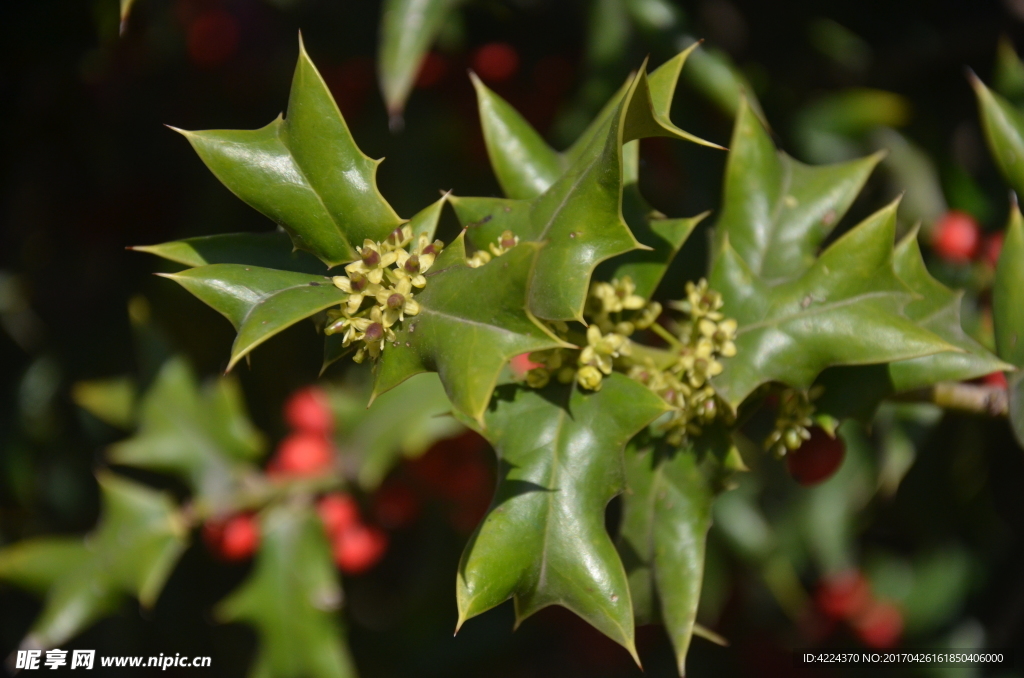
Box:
203 387 388 574
932 210 1003 265
813 570 904 648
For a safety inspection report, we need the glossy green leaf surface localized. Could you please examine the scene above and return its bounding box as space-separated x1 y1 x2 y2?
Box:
162 264 345 371
133 230 328 274
710 201 956 408
972 73 1024 199
994 205 1024 446
618 442 718 676
372 235 565 424
177 39 402 267
456 375 670 659
218 504 355 678
378 0 464 116
329 372 463 490
714 99 883 282
108 358 264 512
0 474 186 649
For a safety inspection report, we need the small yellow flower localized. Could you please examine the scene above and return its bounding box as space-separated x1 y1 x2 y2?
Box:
375 278 420 326
577 365 604 391
488 230 519 257
383 225 413 252
699 317 737 357
580 326 630 375
345 239 398 284
332 272 381 314
467 250 492 268
672 278 724 321
634 301 662 330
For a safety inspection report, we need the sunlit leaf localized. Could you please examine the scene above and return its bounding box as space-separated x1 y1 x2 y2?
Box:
972 72 1024 199
175 38 403 267
456 375 670 661
994 204 1024 447
132 230 328 274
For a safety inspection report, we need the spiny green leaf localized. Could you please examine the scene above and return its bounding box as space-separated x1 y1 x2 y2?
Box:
456 375 670 661
714 98 883 282
994 204 1024 447
218 504 356 678
473 46 718 202
0 474 186 650
175 38 402 267
972 72 1024 199
328 372 464 490
378 0 465 117
995 36 1024 102
108 358 265 512
132 230 328 274
372 234 566 424
815 228 1010 422
161 265 346 371
618 440 722 677
710 201 957 408
679 39 766 122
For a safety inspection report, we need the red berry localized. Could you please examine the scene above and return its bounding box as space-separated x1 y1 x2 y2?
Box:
415 52 447 89
472 42 519 83
284 387 333 435
373 481 421 529
204 514 260 562
932 211 980 262
853 600 904 648
984 231 1005 267
815 570 871 620
318 493 360 537
983 371 1008 389
786 428 845 486
510 352 544 380
332 524 388 574
269 432 335 477
186 10 239 68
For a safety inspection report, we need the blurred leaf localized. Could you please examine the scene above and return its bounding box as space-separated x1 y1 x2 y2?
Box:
622 0 682 32
618 440 722 675
162 265 345 371
994 203 1024 447
793 89 909 164
72 376 136 429
994 36 1024 103
679 38 766 122
456 375 670 660
714 99 883 282
378 0 465 117
133 231 328 274
587 0 632 69
972 73 1024 199
176 39 403 267
711 200 956 409
218 504 355 678
372 235 566 425
0 474 186 649
807 18 871 73
332 372 463 490
869 127 948 226
108 358 264 511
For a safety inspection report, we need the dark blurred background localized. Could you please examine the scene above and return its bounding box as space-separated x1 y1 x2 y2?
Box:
2 0 1024 675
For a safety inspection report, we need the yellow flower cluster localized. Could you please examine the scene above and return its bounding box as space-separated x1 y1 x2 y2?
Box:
764 388 819 458
324 226 443 363
467 230 519 268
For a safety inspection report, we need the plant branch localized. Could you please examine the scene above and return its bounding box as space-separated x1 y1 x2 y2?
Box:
895 382 1008 416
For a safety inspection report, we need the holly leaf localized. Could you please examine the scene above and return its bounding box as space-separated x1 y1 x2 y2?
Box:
372 234 567 424
218 504 356 678
455 375 670 660
618 439 722 676
972 72 1024 199
132 230 328 275
327 372 464 490
161 265 346 371
994 204 1024 447
815 228 1011 421
108 358 265 512
473 45 719 201
378 0 465 117
710 200 958 409
713 98 883 282
72 376 137 429
175 38 403 267
0 474 186 650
